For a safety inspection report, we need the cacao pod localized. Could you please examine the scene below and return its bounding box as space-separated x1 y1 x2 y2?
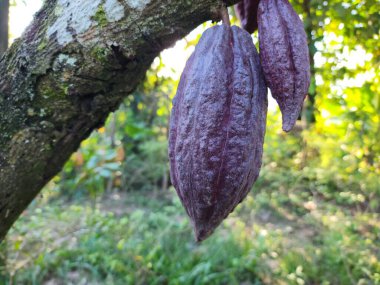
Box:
168 25 268 241
235 0 260 34
258 0 310 131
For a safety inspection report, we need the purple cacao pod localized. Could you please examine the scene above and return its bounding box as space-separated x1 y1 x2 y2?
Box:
235 0 260 34
258 0 310 131
168 25 268 241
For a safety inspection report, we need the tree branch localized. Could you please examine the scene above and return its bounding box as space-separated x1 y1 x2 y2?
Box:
0 0 239 241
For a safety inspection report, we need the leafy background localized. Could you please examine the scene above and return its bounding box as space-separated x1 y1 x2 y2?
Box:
0 0 379 284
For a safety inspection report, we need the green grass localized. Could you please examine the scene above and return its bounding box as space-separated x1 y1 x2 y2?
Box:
1 165 379 285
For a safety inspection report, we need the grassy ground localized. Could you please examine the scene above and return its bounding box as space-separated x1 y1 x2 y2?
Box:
1 164 379 285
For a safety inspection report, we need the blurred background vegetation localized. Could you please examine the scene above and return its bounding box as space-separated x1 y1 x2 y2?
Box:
0 0 379 284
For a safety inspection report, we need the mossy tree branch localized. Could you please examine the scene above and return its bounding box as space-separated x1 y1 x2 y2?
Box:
0 0 238 241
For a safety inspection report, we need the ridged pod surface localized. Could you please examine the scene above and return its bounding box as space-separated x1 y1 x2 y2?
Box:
169 25 268 241
258 0 310 131
235 0 260 33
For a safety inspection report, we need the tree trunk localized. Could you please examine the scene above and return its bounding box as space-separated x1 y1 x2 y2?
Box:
0 0 9 270
0 0 238 242
0 0 9 55
0 0 9 268
302 0 317 126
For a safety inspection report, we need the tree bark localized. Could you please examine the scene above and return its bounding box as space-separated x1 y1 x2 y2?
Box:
0 0 238 242
0 0 9 55
0 0 10 270
302 0 317 125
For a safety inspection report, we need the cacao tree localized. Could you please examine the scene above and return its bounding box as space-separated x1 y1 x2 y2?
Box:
0 0 242 242
1 0 378 243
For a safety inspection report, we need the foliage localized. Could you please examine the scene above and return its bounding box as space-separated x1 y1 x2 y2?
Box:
1 108 379 284
1 0 379 284
1 171 379 284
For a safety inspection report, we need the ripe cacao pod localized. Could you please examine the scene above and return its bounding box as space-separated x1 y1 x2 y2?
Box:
235 0 260 34
168 25 268 241
258 0 310 131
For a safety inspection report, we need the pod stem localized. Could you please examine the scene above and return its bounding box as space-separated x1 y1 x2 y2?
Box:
220 6 231 26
